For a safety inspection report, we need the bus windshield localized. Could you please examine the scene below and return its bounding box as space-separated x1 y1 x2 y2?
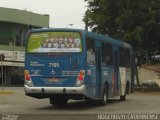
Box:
27 32 82 53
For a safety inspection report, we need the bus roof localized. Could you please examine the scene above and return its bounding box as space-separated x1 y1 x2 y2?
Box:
29 28 83 33
29 28 132 49
85 31 132 49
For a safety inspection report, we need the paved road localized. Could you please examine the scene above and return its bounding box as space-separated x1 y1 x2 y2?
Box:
0 87 160 120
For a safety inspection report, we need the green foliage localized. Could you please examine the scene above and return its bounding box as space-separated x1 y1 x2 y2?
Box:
84 0 160 65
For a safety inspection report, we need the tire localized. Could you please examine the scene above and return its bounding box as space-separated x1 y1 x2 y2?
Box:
120 95 126 101
120 83 128 101
50 97 68 106
98 85 108 106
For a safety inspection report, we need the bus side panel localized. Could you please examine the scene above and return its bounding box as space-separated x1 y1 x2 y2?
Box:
85 66 97 99
85 65 114 99
101 66 114 98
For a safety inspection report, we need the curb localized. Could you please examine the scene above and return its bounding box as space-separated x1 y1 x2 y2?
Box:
0 91 15 94
134 87 160 92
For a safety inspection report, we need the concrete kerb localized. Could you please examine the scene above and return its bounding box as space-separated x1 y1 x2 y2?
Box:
134 87 160 92
0 91 15 94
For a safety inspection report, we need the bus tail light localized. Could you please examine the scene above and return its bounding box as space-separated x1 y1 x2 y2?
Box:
24 70 33 87
25 75 31 81
75 70 85 87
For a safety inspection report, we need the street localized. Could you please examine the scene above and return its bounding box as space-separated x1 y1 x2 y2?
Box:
0 87 160 120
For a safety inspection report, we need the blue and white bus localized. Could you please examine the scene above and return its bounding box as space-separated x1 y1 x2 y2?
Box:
24 28 135 106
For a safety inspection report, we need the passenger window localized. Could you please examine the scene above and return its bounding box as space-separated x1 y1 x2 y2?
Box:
102 43 113 65
86 38 95 65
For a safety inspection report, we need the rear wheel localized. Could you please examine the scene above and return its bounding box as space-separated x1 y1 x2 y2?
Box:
120 95 126 101
98 85 108 106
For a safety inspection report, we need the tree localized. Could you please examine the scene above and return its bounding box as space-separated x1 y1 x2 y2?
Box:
84 0 160 65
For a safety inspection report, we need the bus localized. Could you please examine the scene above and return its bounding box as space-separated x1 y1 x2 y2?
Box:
24 28 135 106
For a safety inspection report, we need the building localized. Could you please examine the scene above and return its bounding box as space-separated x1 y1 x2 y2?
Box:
0 7 49 86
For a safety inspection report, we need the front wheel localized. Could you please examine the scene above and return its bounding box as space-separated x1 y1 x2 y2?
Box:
120 83 129 101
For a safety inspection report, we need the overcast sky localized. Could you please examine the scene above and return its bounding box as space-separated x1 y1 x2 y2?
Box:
0 0 88 29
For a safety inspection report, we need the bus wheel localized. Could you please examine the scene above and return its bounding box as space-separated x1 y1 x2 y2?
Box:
98 85 108 106
120 82 129 101
50 97 68 106
120 95 126 101
120 88 126 100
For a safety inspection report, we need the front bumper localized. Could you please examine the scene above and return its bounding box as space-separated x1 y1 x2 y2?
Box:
24 84 86 95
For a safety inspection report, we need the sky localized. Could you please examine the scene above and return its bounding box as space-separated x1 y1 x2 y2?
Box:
0 0 88 29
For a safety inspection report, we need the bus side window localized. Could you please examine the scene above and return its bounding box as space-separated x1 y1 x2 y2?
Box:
86 38 95 65
102 43 113 65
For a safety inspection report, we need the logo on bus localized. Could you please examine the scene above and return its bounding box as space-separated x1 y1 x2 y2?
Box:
51 69 55 74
